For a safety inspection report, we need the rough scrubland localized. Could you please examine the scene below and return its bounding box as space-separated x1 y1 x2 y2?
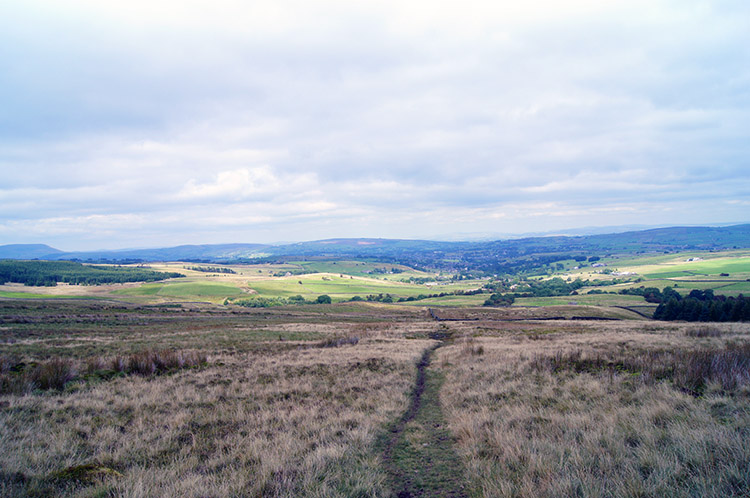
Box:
1 299 749 497
438 321 750 497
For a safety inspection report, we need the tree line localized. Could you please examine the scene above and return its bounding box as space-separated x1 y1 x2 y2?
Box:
185 266 236 274
654 289 750 322
0 260 183 286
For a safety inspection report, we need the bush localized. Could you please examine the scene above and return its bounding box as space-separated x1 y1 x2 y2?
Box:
315 336 359 348
484 293 515 306
531 343 750 395
1 350 207 395
31 359 78 390
686 326 722 338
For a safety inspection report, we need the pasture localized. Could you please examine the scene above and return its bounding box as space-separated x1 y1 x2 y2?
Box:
554 250 750 298
1 260 484 307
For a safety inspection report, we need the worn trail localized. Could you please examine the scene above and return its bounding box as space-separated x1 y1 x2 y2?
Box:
380 332 468 498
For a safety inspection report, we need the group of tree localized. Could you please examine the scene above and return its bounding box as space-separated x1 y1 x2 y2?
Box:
371 267 404 274
488 277 586 298
0 260 183 286
654 289 750 322
483 293 515 306
230 294 332 308
618 286 665 303
185 266 236 274
361 293 396 303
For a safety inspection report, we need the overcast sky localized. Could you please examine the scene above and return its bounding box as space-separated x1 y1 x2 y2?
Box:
1 0 749 250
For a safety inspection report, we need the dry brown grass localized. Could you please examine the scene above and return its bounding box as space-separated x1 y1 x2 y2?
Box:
438 321 750 497
0 337 433 497
3 298 750 497
0 350 208 395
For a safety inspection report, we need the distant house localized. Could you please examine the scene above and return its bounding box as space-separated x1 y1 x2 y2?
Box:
591 263 606 268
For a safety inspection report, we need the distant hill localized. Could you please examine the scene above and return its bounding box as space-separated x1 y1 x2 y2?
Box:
0 244 62 259
582 224 750 251
0 243 269 263
59 243 271 262
2 224 749 269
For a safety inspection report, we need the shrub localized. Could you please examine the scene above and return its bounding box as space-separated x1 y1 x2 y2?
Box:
123 350 207 376
686 326 722 338
28 358 78 391
315 336 359 348
0 349 207 395
532 343 750 394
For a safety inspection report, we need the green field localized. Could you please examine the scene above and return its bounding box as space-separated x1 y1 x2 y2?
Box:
546 250 750 298
397 294 488 307
514 293 648 307
108 271 485 305
6 250 750 307
289 260 428 279
716 281 750 293
244 274 481 301
114 281 246 303
632 256 750 279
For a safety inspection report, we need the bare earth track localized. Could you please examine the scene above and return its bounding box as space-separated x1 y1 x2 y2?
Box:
380 328 469 498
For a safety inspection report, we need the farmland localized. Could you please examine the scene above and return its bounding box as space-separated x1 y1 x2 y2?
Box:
1 245 750 496
2 248 750 308
536 250 750 300
0 260 485 306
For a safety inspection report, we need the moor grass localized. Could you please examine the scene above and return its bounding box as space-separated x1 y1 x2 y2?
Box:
1 299 749 497
0 298 438 496
438 320 750 497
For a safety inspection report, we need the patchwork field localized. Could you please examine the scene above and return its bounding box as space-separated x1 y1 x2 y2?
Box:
2 249 749 310
2 261 486 307
555 251 750 298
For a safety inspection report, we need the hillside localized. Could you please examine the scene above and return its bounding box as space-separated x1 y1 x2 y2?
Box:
2 224 749 272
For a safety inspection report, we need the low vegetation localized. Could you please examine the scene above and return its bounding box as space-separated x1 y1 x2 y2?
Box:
438 321 750 497
0 334 431 496
0 349 207 394
529 342 750 394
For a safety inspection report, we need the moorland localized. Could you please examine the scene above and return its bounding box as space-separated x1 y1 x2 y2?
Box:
1 224 749 497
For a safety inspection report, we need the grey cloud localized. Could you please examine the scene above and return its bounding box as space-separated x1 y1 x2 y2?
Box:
1 0 749 248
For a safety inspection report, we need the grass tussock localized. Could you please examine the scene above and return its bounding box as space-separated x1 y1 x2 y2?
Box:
460 336 485 356
0 338 430 497
0 349 207 394
531 342 750 394
314 335 360 348
438 322 750 498
686 325 723 338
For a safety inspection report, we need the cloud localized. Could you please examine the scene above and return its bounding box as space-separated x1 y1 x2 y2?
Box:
179 167 284 201
0 0 749 248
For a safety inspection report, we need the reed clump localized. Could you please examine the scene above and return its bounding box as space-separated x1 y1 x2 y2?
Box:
531 342 750 394
0 349 207 394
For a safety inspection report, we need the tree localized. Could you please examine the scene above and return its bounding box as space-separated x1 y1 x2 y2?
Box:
316 295 332 304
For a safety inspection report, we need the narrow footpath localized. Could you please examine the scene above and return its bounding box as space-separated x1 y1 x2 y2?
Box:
380 330 468 498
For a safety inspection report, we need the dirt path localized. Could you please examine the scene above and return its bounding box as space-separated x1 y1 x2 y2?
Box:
380 331 469 498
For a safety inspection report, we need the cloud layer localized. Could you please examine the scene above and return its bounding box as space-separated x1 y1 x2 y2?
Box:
1 0 749 249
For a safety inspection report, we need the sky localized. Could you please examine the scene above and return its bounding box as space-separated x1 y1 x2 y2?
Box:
1 0 749 250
